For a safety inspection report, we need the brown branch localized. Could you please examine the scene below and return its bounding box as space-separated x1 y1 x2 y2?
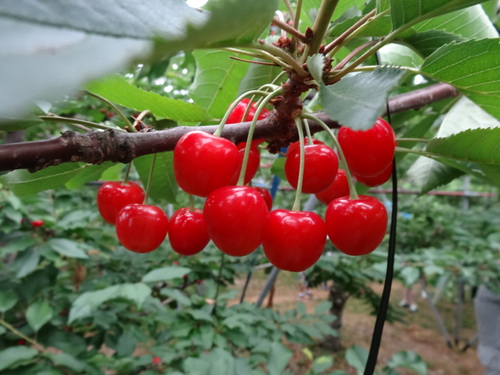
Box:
0 83 459 173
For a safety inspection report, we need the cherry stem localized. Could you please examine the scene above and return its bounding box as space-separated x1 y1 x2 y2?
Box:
123 163 132 184
84 90 136 132
188 195 195 211
291 118 306 212
214 90 268 137
237 87 283 186
301 113 359 200
0 318 45 352
272 16 308 43
132 110 153 131
144 153 157 204
303 118 314 145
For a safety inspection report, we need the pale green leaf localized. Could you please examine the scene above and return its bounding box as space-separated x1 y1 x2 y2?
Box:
315 301 332 315
390 0 488 30
268 341 293 375
86 76 210 123
69 283 151 323
48 238 89 259
238 60 285 96
378 43 424 68
318 68 405 130
45 353 87 373
142 266 191 283
190 50 249 118
133 152 177 203
413 5 498 39
0 163 85 196
26 300 54 332
0 290 18 313
0 237 37 257
0 347 38 371
345 345 369 372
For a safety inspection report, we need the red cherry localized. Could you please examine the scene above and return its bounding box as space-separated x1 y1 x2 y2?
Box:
31 220 44 228
17 339 27 345
285 140 339 194
236 142 260 185
116 204 169 253
253 186 273 210
97 181 145 225
169 208 210 256
152 356 162 365
174 131 240 197
354 162 393 187
227 98 270 145
315 169 350 205
203 186 269 257
338 118 396 177
262 209 326 272
325 196 388 256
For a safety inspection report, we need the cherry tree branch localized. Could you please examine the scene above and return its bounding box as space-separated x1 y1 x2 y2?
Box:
0 83 459 173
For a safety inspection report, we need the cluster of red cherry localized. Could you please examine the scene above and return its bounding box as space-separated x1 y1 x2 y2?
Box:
97 100 396 273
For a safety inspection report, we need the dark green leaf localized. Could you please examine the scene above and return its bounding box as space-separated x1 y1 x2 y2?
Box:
0 290 18 313
45 353 87 373
190 50 249 118
26 300 54 332
0 347 38 371
404 30 465 58
0 237 37 257
48 238 89 259
407 156 464 194
160 288 192 307
133 152 177 203
270 157 286 180
390 0 488 30
0 163 85 196
238 59 285 96
86 76 210 123
318 68 405 130
65 162 118 189
15 248 40 278
142 266 191 283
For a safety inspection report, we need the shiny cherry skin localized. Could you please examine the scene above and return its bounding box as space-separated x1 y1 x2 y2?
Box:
116 204 169 253
325 195 388 256
252 186 273 210
355 162 393 187
262 209 326 272
315 169 350 205
285 140 339 194
236 142 260 185
227 98 270 145
174 131 240 197
203 186 269 257
338 118 396 177
97 181 145 225
31 220 44 228
169 208 210 256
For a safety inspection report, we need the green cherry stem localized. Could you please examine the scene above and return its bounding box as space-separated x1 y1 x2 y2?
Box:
237 87 283 186
214 89 268 137
291 118 306 212
84 91 136 132
123 163 132 184
188 194 195 211
303 118 314 145
144 153 158 204
301 113 359 200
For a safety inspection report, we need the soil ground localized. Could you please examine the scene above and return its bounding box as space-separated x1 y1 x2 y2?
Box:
231 269 484 375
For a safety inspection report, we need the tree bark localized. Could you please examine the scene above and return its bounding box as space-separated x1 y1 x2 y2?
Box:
0 83 459 173
322 283 349 352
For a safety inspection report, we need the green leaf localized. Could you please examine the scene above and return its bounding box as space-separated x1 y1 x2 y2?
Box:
0 237 37 257
48 238 89 259
142 266 191 283
190 50 249 118
404 30 465 58
133 152 177 203
268 341 293 375
407 156 464 194
238 60 284 96
15 248 40 278
345 345 368 373
413 5 498 39
86 76 210 123
270 157 286 180
426 128 500 165
330 14 392 38
390 0 488 30
0 290 18 313
26 300 54 332
68 283 151 323
0 163 85 196
45 352 87 373
318 68 405 130
378 43 424 68
160 288 192 307
313 356 334 374
399 267 420 286
0 347 38 371
315 301 332 315
387 351 427 374
65 162 118 189
420 38 500 118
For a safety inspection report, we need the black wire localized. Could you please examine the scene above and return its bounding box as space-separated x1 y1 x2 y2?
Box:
364 49 398 374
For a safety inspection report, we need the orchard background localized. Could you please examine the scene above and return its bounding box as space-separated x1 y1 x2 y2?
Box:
1 0 500 374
